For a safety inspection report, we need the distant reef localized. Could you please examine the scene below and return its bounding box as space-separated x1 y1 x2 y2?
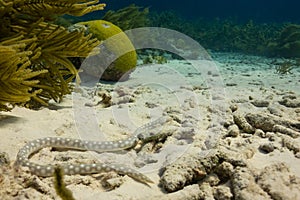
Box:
149 10 300 59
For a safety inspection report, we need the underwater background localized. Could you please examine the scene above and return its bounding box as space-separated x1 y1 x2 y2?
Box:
69 0 300 59
94 0 300 23
1 1 300 199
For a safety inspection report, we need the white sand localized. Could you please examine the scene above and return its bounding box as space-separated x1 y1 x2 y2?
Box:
0 53 300 199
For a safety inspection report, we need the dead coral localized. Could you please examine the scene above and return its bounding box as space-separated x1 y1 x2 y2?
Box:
245 113 300 132
273 124 300 138
279 97 300 108
233 113 255 134
257 163 300 200
160 149 220 192
231 167 271 199
280 134 300 155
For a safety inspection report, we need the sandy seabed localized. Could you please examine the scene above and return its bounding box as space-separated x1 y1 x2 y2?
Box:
0 53 300 199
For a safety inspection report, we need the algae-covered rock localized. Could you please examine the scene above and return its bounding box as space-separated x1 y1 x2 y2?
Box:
79 20 137 81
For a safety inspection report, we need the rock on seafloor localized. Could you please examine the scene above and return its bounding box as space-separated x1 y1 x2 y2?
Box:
160 150 220 192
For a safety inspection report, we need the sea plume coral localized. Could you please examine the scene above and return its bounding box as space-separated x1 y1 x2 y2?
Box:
0 37 47 111
0 0 105 111
102 4 149 30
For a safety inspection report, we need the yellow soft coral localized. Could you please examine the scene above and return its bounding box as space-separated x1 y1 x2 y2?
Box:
0 0 105 110
79 20 137 81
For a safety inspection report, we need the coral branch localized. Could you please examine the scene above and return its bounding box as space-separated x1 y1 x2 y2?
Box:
0 0 104 110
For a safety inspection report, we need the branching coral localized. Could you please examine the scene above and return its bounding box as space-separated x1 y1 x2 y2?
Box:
149 11 282 55
13 0 106 18
267 24 300 58
0 0 105 111
102 4 149 30
0 38 47 111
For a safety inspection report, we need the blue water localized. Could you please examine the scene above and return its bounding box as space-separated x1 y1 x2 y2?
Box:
101 0 300 23
71 0 300 57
